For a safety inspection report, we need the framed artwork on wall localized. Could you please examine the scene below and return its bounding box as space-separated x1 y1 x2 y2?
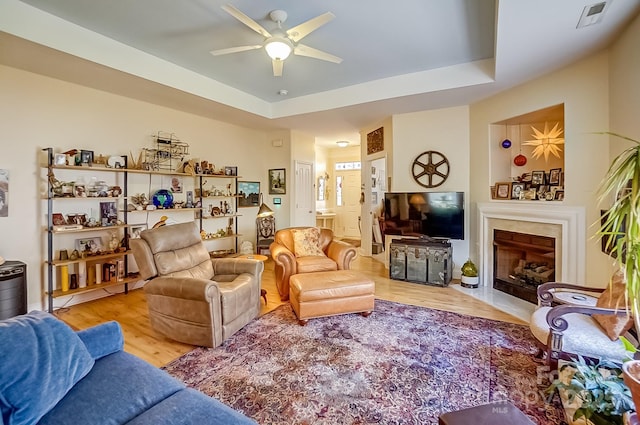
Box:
268 168 286 194
238 181 260 207
367 127 384 155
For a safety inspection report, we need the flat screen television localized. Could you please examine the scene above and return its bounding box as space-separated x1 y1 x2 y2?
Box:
383 191 464 240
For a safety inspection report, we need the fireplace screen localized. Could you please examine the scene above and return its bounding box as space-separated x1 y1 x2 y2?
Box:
493 229 556 303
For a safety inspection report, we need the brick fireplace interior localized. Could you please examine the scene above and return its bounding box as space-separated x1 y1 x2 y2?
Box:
493 229 556 304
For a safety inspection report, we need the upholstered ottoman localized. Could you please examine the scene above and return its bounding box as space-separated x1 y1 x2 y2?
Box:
289 270 375 325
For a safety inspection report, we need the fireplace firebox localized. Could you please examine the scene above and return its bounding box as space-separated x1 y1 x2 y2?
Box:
493 229 556 304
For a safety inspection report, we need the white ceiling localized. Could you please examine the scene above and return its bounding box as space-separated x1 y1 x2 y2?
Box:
2 0 639 147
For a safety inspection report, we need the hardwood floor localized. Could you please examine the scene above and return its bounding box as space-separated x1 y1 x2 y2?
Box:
55 256 526 367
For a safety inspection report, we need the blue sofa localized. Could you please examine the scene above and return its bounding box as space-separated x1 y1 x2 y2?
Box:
0 311 256 425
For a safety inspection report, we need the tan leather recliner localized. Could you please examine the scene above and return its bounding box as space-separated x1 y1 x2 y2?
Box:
269 227 357 301
130 221 263 347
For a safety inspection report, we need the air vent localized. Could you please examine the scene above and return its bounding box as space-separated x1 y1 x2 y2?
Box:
577 2 609 28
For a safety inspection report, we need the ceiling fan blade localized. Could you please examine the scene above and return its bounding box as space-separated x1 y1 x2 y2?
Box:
294 44 342 64
272 59 284 77
222 4 272 38
286 12 335 42
210 45 262 56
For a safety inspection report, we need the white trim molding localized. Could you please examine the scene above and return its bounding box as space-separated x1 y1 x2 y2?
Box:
477 202 586 288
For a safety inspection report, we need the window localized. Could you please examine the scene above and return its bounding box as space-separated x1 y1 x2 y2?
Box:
336 176 343 206
335 161 361 170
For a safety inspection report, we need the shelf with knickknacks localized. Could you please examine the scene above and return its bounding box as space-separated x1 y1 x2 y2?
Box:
42 147 137 311
42 135 244 311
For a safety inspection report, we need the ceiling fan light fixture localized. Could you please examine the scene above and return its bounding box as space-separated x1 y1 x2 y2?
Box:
336 141 349 148
265 38 292 60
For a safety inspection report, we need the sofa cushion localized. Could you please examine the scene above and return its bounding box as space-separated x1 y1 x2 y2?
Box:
296 256 338 274
530 306 630 362
38 351 185 425
594 270 633 341
126 388 256 425
0 311 94 425
291 227 325 257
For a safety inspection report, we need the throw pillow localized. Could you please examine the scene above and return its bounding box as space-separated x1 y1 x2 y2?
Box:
594 270 634 341
0 311 95 425
292 227 325 257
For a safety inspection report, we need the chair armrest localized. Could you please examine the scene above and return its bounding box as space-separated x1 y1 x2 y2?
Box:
537 282 606 306
144 276 221 302
76 321 124 360
211 258 263 277
270 243 296 272
546 304 630 333
326 240 357 269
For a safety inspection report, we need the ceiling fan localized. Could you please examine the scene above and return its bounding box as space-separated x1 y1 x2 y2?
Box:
210 4 342 77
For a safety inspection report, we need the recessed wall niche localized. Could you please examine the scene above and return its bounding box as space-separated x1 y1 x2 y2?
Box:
489 104 565 201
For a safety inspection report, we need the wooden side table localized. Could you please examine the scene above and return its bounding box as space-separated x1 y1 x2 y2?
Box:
235 254 268 304
439 401 534 425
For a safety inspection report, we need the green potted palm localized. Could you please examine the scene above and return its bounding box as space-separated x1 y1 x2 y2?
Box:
597 132 640 410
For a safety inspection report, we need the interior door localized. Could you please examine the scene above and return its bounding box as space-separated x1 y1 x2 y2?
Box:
293 161 314 226
336 170 361 238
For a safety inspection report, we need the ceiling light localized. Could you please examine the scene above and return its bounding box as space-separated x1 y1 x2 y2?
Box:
265 37 292 60
336 141 349 148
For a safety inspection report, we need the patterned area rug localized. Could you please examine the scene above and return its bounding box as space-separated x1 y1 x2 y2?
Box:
163 300 563 425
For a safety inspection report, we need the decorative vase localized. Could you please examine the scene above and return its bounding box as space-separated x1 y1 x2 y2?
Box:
623 361 640 414
461 259 479 288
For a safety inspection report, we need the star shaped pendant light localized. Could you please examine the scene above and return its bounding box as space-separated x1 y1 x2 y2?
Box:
522 122 565 161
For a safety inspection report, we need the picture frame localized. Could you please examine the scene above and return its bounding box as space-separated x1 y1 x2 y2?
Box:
523 188 538 200
170 176 182 193
531 170 545 186
494 182 511 199
76 237 102 255
549 168 562 185
54 153 67 166
224 166 238 176
268 168 286 194
129 224 147 239
273 197 282 205
52 213 66 225
511 182 526 199
554 190 565 201
74 184 86 198
238 181 260 207
100 201 117 226
80 150 94 166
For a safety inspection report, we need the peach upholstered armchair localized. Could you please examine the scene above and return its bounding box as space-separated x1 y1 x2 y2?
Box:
269 227 357 301
130 221 263 348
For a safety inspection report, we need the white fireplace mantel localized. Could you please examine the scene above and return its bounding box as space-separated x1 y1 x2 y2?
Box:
477 202 586 287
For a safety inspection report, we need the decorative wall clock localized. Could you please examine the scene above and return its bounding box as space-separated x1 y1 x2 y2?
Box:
412 151 450 188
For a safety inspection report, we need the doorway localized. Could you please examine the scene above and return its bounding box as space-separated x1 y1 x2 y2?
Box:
335 169 361 238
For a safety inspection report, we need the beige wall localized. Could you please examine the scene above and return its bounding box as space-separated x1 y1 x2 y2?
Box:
609 12 640 158
469 51 612 286
388 106 471 274
0 65 286 310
